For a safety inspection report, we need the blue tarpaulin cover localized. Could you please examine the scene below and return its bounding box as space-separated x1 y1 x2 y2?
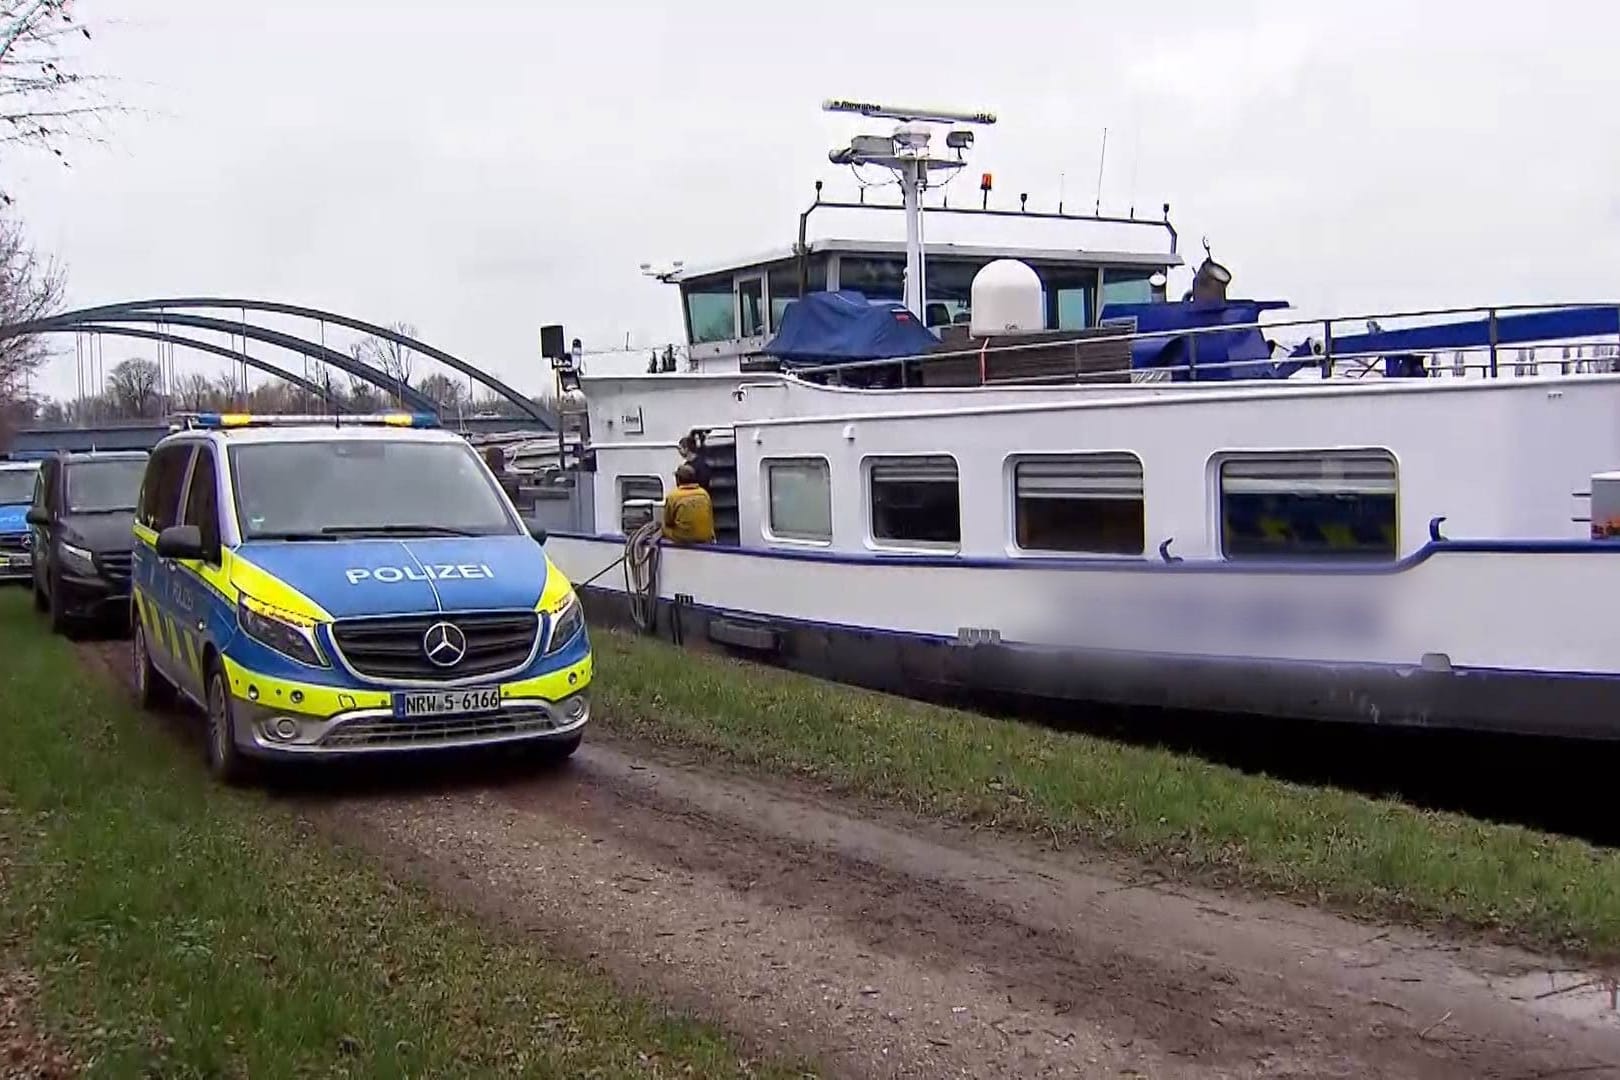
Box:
1101 298 1298 381
764 290 940 366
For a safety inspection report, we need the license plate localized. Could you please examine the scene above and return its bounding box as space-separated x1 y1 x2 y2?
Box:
393 686 501 719
0 554 28 569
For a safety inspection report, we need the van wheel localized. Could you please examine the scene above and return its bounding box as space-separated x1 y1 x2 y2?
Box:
132 620 173 711
204 658 252 786
47 568 71 637
31 567 45 613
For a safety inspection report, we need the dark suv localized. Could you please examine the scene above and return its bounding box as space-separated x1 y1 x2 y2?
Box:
28 450 149 634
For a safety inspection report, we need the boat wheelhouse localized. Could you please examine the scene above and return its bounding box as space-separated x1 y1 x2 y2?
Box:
541 101 1620 740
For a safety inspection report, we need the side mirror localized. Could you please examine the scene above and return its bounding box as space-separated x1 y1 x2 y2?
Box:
25 506 47 527
155 524 206 561
527 522 548 545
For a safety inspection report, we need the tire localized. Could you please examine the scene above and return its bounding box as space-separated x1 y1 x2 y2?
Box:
131 619 173 711
47 567 71 637
204 657 252 786
30 569 45 613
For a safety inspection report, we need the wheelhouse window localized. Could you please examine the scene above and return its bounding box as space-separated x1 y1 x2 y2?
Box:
1014 454 1144 555
764 458 832 543
1219 451 1398 561
1037 264 1096 330
229 440 521 541
684 277 736 344
738 276 766 338
838 256 905 303
869 455 960 546
769 260 828 332
1100 268 1155 310
618 475 664 532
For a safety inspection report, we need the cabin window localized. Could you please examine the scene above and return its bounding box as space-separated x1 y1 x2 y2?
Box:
764 458 832 542
1013 453 1144 555
1219 451 1398 561
1037 264 1096 330
738 276 766 338
839 256 905 303
920 260 982 329
768 261 827 332
1100 268 1155 310
685 279 735 344
868 455 961 546
618 475 664 532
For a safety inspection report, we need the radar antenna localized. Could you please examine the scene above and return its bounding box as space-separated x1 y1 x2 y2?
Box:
822 97 996 317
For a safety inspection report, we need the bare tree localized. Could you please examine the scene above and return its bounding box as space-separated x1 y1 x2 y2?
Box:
0 214 62 394
415 372 466 412
351 322 418 405
172 371 214 412
0 1 108 192
104 355 159 417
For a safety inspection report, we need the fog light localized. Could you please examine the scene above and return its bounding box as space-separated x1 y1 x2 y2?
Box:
564 696 586 721
289 690 304 705
247 685 260 702
273 717 299 741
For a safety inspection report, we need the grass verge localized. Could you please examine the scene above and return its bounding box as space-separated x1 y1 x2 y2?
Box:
0 594 802 1079
593 628 1620 958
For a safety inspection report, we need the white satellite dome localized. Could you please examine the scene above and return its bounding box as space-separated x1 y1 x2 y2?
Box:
969 259 1044 337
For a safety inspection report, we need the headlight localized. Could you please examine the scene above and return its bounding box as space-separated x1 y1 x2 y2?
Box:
543 592 585 656
59 541 95 573
237 594 326 667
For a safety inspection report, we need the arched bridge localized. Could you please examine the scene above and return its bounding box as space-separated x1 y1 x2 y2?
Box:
0 297 559 444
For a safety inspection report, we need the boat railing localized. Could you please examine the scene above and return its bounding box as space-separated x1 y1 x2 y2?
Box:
782 300 1620 386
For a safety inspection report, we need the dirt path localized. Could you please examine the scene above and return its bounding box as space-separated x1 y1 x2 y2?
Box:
79 641 1620 1079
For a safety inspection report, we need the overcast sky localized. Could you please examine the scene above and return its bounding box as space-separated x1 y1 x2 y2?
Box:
9 0 1620 401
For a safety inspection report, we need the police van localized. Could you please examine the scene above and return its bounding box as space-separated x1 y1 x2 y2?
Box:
131 412 591 782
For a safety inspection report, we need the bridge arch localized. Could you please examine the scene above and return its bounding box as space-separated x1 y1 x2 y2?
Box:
16 311 437 414
12 298 547 423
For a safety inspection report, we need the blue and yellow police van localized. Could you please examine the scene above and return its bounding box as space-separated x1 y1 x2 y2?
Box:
130 412 591 782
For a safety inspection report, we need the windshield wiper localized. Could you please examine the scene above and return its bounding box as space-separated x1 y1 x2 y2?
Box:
252 530 340 542
318 524 485 538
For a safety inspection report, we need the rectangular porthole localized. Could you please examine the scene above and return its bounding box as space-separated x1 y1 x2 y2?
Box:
1013 453 1144 555
1219 451 1397 560
868 455 960 547
763 458 832 543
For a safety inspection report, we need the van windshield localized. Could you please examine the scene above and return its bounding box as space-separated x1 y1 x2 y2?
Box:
66 459 146 513
229 439 520 541
0 470 35 506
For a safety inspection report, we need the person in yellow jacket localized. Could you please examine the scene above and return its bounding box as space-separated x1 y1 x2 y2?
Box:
662 464 716 544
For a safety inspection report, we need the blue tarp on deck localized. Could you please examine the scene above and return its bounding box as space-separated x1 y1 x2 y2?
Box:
1101 298 1298 381
764 290 940 366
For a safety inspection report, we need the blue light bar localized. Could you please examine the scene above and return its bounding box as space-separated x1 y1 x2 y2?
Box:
174 412 440 430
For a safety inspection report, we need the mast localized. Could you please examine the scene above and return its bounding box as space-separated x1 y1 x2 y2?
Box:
823 99 997 317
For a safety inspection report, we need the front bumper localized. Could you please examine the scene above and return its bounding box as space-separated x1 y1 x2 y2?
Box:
58 571 129 617
0 552 31 581
220 653 593 760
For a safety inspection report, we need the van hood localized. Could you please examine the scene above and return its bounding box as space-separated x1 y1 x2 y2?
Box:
233 535 551 619
59 510 136 553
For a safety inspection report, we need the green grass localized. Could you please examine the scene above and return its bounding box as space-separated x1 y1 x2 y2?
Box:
594 629 1620 958
0 595 804 1079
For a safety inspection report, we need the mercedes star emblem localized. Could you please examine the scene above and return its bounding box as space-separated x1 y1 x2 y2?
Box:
422 621 467 667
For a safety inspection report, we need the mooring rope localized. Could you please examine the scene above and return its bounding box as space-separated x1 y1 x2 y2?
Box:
623 521 663 634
